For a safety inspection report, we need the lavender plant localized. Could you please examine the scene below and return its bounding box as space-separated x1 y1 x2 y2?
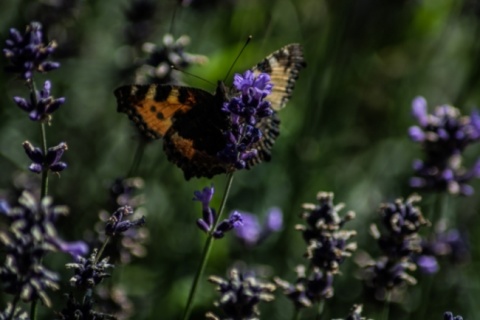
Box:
205 268 276 320
1 21 70 320
275 192 357 319
409 96 480 196
359 195 430 306
182 70 276 320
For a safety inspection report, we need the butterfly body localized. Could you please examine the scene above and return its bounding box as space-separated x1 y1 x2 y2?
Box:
114 44 305 179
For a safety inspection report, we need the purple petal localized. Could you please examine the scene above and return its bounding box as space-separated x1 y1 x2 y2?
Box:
29 163 43 173
56 240 89 259
410 177 426 188
408 126 425 142
266 207 283 231
13 96 32 112
417 255 439 274
197 219 211 233
234 212 261 245
411 96 428 126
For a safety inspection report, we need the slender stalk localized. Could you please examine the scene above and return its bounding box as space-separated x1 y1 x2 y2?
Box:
292 308 302 320
182 173 235 320
95 236 111 264
27 78 46 320
40 123 48 198
381 291 391 320
315 299 325 320
30 299 38 320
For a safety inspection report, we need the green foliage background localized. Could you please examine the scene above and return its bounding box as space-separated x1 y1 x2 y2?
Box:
1 0 480 319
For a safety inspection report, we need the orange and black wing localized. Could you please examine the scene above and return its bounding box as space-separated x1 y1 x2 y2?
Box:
114 84 215 140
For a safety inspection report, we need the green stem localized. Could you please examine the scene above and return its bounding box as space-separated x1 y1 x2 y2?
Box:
30 298 38 320
40 123 48 198
27 78 46 320
381 291 391 320
292 308 302 320
315 299 325 320
95 236 111 264
182 173 235 320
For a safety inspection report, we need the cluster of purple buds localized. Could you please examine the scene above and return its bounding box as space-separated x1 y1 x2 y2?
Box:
275 192 356 309
206 268 275 320
105 206 146 237
194 185 243 239
66 249 114 289
136 34 208 85
0 192 87 307
3 22 60 80
218 70 274 169
408 97 480 195
361 195 429 298
13 80 65 122
23 140 68 174
297 192 357 273
444 312 463 320
275 265 334 308
59 250 116 320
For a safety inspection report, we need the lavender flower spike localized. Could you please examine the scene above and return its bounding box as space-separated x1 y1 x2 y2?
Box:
4 22 59 80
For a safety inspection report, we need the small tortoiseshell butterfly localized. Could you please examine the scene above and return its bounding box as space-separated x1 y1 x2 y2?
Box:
114 43 305 179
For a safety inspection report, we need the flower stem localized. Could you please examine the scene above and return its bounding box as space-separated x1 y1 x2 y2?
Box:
27 78 45 320
40 123 48 198
315 299 325 320
95 236 111 264
182 173 235 320
381 291 391 320
292 308 302 320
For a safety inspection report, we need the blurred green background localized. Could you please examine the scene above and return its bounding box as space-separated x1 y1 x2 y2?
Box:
1 0 480 319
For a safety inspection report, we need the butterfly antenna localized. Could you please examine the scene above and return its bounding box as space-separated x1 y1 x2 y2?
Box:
169 1 180 35
170 65 216 87
223 35 252 82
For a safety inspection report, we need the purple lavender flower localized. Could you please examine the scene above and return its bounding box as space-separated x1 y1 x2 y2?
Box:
23 140 68 174
105 206 146 236
275 265 334 308
206 268 276 320
3 22 60 80
66 249 114 289
234 207 283 246
136 34 208 85
409 97 480 195
194 185 243 239
212 211 243 239
13 80 65 122
360 195 430 299
218 71 274 169
0 191 69 307
297 192 357 272
444 312 463 320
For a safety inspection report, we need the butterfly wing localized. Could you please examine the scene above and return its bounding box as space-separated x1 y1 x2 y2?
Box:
114 84 215 140
246 43 306 167
252 43 306 111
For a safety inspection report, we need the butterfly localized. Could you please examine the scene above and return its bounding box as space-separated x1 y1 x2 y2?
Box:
114 43 306 180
